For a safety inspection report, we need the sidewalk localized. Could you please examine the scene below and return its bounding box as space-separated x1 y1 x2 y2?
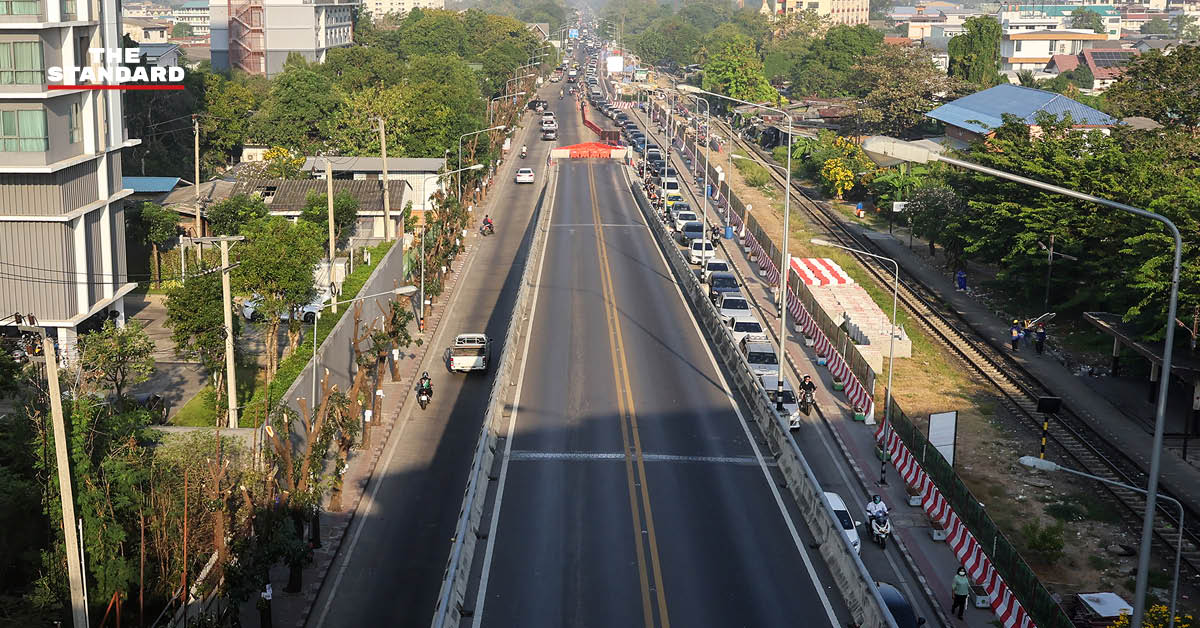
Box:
628 101 989 627
237 103 542 628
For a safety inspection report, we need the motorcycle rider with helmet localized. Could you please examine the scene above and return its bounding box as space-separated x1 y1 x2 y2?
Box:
417 372 433 399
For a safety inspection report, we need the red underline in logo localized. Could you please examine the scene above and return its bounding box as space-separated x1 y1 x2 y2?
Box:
48 85 185 91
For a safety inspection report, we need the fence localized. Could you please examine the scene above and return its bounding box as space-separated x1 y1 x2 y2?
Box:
882 398 1073 628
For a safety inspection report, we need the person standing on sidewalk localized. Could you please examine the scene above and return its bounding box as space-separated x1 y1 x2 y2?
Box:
951 567 970 620
1010 320 1022 352
1034 323 1047 355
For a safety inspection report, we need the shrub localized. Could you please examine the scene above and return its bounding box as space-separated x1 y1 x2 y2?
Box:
1021 520 1065 565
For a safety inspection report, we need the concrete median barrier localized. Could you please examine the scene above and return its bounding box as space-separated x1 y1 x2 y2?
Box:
623 164 898 628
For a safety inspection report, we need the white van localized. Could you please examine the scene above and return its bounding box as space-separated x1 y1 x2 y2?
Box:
449 333 490 372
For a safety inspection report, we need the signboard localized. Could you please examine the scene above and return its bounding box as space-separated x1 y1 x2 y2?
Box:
606 55 623 74
928 411 959 466
892 201 908 213
634 69 649 82
569 28 579 39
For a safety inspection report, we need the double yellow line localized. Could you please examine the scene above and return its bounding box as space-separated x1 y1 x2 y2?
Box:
587 163 670 628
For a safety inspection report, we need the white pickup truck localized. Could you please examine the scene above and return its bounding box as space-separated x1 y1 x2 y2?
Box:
449 333 490 372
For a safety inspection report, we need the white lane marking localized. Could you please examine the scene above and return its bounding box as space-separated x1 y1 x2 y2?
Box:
312 111 533 628
613 165 841 627
551 223 648 228
508 450 771 465
471 170 560 627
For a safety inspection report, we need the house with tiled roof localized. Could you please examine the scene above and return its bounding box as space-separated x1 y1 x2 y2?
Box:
1043 48 1139 91
999 28 1110 72
926 84 1118 145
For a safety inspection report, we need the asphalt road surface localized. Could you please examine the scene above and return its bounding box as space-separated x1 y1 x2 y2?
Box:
469 152 850 627
307 85 568 627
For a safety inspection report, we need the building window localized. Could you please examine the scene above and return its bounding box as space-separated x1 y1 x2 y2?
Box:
0 109 49 152
0 42 44 85
0 0 39 14
1015 40 1023 52
61 0 74 17
68 101 81 143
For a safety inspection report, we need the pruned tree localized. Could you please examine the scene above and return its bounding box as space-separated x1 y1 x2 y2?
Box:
77 319 156 402
138 202 180 286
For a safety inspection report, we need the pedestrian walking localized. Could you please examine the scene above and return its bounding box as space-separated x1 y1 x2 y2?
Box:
1035 323 1047 355
951 567 970 620
1010 320 1023 352
955 269 967 292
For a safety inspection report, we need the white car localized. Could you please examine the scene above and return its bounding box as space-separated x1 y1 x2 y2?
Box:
760 373 803 430
716 292 750 321
242 291 329 323
689 239 716 264
515 168 536 184
673 211 698 232
701 259 731 283
726 315 765 345
824 491 862 554
740 336 779 377
541 119 558 131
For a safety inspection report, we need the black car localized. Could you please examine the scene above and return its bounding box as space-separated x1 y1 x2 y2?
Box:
707 272 740 304
646 157 665 176
876 582 926 628
526 99 548 111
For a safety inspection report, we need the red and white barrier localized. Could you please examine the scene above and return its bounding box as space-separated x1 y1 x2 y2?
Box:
878 427 1035 628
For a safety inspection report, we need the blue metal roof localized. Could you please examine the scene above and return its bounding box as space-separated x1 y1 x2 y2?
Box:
926 84 1117 135
124 176 181 193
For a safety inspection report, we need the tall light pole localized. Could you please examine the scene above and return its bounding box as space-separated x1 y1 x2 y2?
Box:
1019 456 1184 628
459 125 506 200
685 94 712 256
679 84 795 413
811 238 898 431
861 135 1183 628
417 165 485 326
490 91 526 125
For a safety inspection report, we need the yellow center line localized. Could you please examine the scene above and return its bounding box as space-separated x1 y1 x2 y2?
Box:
588 162 671 628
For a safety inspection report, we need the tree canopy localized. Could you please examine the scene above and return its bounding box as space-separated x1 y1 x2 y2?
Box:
948 16 1003 88
1105 45 1200 134
851 44 965 137
1068 8 1107 34
701 37 776 103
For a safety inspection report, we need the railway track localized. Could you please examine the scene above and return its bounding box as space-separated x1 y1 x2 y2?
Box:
706 118 1200 581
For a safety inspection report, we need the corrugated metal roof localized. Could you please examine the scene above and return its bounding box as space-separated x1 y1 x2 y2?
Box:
926 84 1116 134
124 176 181 193
301 156 446 173
227 179 411 213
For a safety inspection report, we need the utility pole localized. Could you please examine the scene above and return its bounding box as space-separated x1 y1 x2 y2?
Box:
183 236 245 428
327 160 337 314
19 325 88 628
378 118 393 241
193 114 202 261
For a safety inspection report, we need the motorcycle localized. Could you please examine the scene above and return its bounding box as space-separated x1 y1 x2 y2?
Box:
520 148 528 159
418 386 432 410
870 514 892 549
480 222 495 236
799 389 816 416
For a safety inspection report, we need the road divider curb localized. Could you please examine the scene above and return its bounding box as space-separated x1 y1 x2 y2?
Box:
431 161 559 628
622 163 898 628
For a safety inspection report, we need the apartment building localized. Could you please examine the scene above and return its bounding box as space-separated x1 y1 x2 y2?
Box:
174 0 211 37
776 0 869 25
997 4 1123 39
211 0 356 76
1000 28 1110 71
364 0 442 18
122 16 170 43
0 0 139 358
123 1 173 18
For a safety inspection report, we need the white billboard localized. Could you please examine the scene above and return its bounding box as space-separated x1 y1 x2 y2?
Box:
606 55 623 74
928 410 959 466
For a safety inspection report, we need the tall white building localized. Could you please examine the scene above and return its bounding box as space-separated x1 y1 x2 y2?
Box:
174 0 211 37
364 0 442 19
0 0 139 357
776 0 869 25
211 0 357 77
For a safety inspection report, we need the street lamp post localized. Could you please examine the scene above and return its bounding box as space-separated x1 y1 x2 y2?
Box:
489 91 527 125
459 125 506 200
862 135 1183 628
685 94 712 259
679 84 795 413
811 238 899 435
1019 456 1184 628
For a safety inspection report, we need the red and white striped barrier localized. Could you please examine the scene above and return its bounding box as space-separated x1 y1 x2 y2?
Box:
877 427 1035 628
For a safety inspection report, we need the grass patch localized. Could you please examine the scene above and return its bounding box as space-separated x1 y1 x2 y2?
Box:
1088 555 1115 571
1045 492 1122 524
240 240 394 428
169 362 261 427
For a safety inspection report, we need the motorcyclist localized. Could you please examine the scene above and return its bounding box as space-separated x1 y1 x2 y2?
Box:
482 215 494 233
560 89 564 98
520 145 527 158
417 372 433 398
800 374 817 395
866 494 888 521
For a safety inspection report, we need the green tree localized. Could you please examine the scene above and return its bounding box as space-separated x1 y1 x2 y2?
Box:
1172 14 1200 39
788 24 883 97
137 202 179 286
1069 8 1107 34
1139 17 1170 34
234 216 324 382
249 67 340 153
200 72 257 171
77 320 156 401
764 35 811 82
390 8 467 60
701 37 776 103
0 350 20 399
948 16 1003 88
165 272 240 413
299 190 360 247
851 44 965 137
171 21 194 37
1106 46 1200 134
319 45 404 91
905 184 968 264
1016 69 1037 87
206 194 268 236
